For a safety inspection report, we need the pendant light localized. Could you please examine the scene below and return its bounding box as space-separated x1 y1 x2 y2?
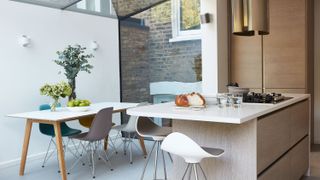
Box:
231 0 269 36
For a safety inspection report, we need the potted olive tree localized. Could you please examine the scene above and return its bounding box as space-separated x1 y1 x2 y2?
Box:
54 45 94 100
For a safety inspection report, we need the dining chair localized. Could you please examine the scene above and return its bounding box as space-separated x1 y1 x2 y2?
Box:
39 104 82 170
161 132 224 180
68 107 114 179
78 115 117 154
111 102 149 164
136 116 172 180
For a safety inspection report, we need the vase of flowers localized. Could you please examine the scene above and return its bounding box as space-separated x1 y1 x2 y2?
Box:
40 81 72 111
54 45 94 101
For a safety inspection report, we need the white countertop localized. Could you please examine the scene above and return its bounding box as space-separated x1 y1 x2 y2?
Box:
8 102 138 121
127 94 310 124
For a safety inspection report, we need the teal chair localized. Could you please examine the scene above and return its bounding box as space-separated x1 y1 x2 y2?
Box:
39 104 81 169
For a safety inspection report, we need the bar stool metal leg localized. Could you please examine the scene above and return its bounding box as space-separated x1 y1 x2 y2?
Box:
188 164 193 180
182 164 190 180
161 147 167 180
141 141 156 180
153 141 159 179
198 164 207 180
193 164 199 180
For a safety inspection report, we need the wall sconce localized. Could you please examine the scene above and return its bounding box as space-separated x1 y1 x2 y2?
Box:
200 13 212 24
90 41 99 51
18 35 31 47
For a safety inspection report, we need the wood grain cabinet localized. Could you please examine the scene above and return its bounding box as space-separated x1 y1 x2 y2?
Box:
257 100 309 179
258 137 309 180
230 0 313 93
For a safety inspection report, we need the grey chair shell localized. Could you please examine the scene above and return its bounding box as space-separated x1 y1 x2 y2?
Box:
73 107 113 141
69 107 114 179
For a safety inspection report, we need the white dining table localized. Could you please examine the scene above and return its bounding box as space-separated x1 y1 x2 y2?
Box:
7 102 144 180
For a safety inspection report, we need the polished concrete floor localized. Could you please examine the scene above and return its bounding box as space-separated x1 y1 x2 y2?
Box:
303 145 320 180
1 141 320 180
0 140 172 180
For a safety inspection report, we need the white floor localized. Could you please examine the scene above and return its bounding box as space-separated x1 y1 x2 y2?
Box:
0 140 173 180
3 140 320 180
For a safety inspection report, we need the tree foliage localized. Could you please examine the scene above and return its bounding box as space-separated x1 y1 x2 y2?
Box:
181 0 200 30
54 44 94 80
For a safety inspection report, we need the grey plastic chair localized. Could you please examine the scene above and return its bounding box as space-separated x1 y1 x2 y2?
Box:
69 107 114 179
136 116 172 180
112 102 149 164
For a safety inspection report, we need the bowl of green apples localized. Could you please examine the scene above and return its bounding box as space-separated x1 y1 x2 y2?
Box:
67 99 91 112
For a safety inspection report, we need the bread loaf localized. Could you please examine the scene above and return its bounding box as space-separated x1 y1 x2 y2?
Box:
175 92 206 107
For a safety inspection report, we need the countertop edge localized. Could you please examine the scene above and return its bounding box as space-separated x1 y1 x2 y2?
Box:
127 94 310 124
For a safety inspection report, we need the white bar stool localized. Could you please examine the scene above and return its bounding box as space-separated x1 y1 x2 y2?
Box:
136 116 172 180
161 132 224 180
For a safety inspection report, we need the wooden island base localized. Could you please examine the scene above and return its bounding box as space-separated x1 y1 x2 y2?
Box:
172 99 310 180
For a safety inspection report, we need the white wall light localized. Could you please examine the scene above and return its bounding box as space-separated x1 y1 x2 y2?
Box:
18 35 31 47
90 41 99 51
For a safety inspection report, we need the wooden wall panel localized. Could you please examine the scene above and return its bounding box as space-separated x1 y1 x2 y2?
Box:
231 35 262 89
264 0 306 89
314 0 320 143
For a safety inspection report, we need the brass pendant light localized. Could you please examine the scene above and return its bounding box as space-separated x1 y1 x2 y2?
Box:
231 0 269 36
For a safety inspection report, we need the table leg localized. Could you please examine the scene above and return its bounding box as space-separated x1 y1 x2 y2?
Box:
53 122 67 180
19 119 33 176
139 137 147 157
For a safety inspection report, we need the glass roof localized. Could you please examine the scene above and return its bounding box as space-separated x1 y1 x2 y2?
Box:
111 0 168 19
11 0 169 19
11 0 81 9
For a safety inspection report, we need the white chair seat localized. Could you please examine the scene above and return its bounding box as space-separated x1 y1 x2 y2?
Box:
161 132 224 163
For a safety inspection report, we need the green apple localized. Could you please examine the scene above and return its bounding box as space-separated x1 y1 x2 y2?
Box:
73 100 80 106
67 101 74 107
79 103 87 107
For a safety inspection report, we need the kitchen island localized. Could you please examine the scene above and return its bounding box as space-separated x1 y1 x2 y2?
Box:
127 94 310 180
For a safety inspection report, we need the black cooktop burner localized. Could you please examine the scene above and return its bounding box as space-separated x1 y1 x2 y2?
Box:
243 92 285 104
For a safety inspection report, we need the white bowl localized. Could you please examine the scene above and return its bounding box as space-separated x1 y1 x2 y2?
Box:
67 106 90 112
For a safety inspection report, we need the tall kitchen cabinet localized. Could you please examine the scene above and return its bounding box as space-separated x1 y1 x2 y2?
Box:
230 0 314 94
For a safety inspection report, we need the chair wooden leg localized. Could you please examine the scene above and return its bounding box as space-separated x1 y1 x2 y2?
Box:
104 135 109 151
138 137 147 157
53 122 67 180
19 119 33 176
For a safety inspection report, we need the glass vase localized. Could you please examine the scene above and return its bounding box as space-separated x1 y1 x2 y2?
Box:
51 98 60 112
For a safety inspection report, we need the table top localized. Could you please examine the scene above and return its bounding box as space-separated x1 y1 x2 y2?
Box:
127 94 310 124
7 102 138 121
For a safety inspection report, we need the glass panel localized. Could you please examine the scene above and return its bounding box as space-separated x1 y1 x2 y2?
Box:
12 0 117 18
111 0 167 18
120 1 202 126
11 0 81 9
180 0 200 31
67 0 116 18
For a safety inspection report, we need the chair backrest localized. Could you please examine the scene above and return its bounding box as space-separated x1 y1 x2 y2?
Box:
135 116 161 138
79 116 94 128
39 103 61 111
85 107 113 141
39 104 66 135
39 104 51 111
123 102 150 132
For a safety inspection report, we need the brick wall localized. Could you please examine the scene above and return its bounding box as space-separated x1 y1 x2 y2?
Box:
142 1 202 83
120 1 202 104
120 21 150 103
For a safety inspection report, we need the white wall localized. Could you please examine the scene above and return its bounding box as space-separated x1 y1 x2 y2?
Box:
0 1 120 167
201 0 229 96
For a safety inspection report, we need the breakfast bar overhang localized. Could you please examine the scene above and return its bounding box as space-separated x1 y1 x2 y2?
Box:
127 94 311 180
